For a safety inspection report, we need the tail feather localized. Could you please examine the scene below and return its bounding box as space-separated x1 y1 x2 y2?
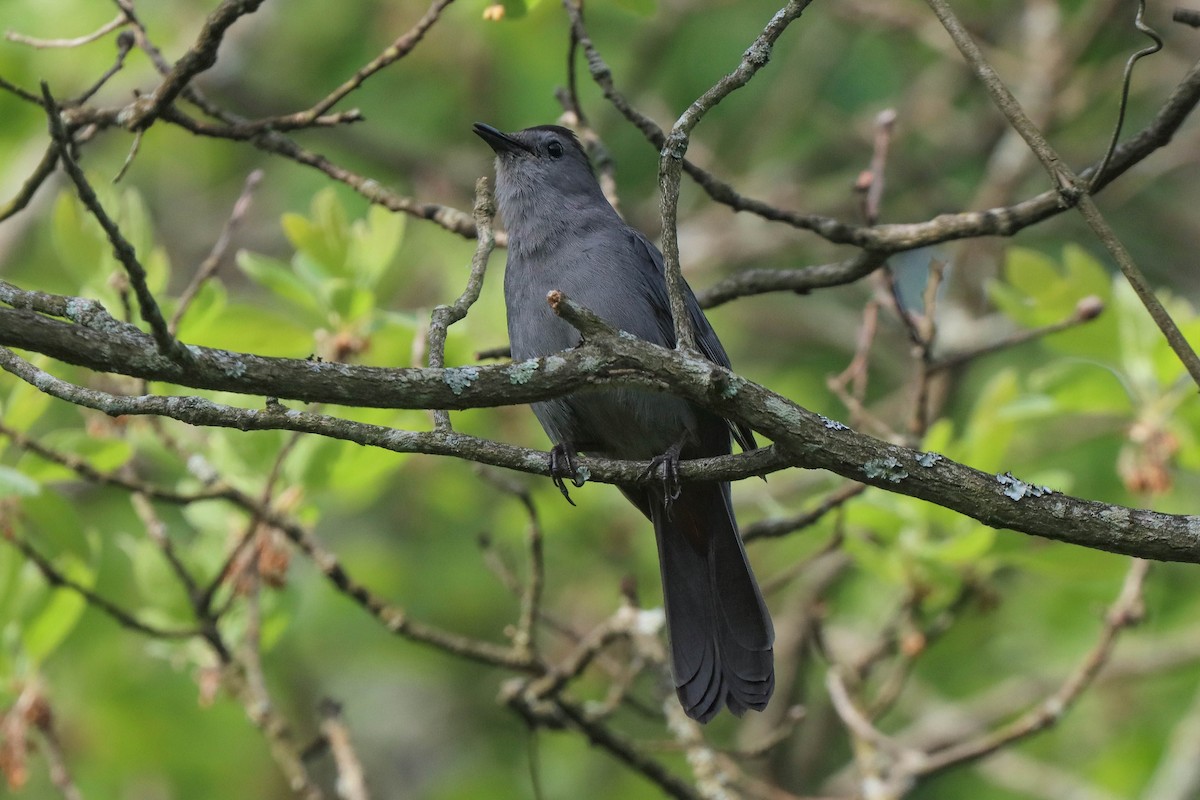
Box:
651 482 774 723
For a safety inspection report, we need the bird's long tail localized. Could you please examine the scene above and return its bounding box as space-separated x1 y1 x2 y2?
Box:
650 482 774 722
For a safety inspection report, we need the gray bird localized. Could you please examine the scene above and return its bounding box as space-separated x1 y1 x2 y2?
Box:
474 122 774 722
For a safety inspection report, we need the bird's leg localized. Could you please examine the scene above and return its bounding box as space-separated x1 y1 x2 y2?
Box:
549 441 585 505
644 434 691 505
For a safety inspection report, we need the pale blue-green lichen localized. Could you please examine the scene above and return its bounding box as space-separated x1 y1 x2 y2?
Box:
443 366 480 395
995 471 1054 501
508 359 539 385
720 373 746 399
863 456 908 483
916 451 942 468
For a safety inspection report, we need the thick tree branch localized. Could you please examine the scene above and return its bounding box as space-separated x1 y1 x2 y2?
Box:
0 296 1196 564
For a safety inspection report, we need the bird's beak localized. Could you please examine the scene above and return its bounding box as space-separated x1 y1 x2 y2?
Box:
473 122 531 155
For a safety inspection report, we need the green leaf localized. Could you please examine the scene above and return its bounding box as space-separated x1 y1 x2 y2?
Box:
236 250 325 323
347 204 404 289
283 188 352 276
22 554 93 664
4 363 52 431
40 430 134 473
171 279 228 342
495 0 529 18
0 465 39 497
21 490 91 561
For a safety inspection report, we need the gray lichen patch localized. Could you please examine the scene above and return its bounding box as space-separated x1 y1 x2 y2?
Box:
916 451 942 468
507 359 539 385
996 471 1054 501
443 366 480 396
863 456 908 483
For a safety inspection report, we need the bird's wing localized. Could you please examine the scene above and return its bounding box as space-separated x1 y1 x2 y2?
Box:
628 229 757 454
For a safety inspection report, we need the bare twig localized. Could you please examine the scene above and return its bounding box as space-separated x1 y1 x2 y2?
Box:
924 0 1200 390
0 143 59 224
426 178 496 430
1092 0 1163 189
928 295 1104 373
4 533 201 640
248 0 455 132
170 168 264 334
743 482 866 541
656 0 814 350
72 29 135 107
916 558 1150 777
6 13 128 48
554 698 703 800
123 0 268 131
41 85 193 364
319 701 371 800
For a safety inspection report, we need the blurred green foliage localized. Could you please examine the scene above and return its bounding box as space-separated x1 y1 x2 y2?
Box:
1 1 1199 799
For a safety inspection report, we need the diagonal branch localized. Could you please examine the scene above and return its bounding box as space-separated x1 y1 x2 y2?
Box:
923 0 1200 390
41 86 193 365
123 0 268 131
656 0 813 350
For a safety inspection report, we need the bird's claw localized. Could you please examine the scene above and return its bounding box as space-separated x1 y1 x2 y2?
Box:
550 442 585 506
644 441 684 504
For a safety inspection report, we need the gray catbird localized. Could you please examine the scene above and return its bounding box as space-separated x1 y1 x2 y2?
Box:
474 122 774 722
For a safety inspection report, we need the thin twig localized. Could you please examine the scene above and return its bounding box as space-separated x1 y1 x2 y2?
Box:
743 482 866 541
123 0 268 131
319 700 371 800
425 178 496 430
924 0 1200 390
41 84 193 364
170 168 264 334
5 13 128 48
245 0 455 132
928 295 1104 373
656 0 814 351
4 533 201 640
1091 0 1163 189
0 143 59 224
916 558 1150 777
71 30 135 107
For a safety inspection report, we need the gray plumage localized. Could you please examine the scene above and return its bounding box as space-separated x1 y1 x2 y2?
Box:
475 123 774 722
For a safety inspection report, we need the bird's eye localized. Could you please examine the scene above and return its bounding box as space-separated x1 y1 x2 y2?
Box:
547 141 564 159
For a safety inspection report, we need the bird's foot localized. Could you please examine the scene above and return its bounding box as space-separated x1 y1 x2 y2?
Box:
550 442 586 506
644 439 685 504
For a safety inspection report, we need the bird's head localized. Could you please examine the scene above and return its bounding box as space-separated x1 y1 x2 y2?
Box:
473 123 607 229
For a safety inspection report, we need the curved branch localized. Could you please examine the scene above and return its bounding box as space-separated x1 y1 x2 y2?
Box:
0 294 1196 564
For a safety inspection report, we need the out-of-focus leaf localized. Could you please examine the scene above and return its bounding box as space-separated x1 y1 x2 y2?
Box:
283 188 351 276
39 430 134 473
4 375 51 432
236 250 324 324
0 465 39 497
22 553 92 664
348 204 404 289
21 491 90 561
171 280 228 342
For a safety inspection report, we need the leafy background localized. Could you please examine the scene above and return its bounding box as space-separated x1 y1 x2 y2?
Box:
1 0 1199 798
